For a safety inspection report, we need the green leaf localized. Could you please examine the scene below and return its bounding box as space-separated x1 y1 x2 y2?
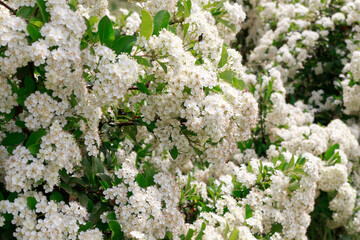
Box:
169 146 178 160
168 25 177 35
216 17 236 33
140 10 153 40
324 144 339 161
27 24 41 41
107 212 117 221
183 0 192 18
185 229 194 240
69 177 87 187
77 191 91 208
228 227 239 240
50 191 64 203
2 133 26 146
24 76 36 93
245 204 253 219
224 223 230 238
219 70 234 83
89 202 108 224
288 155 295 169
195 222 206 240
25 129 46 155
17 6 34 18
70 93 78 108
153 10 171 36
270 223 283 234
4 109 15 123
136 82 151 95
84 17 96 43
156 60 168 73
27 197 37 210
29 18 43 28
112 35 137 54
79 222 93 232
292 167 307 175
183 23 190 39
60 182 74 195
89 16 98 26
232 77 245 90
135 173 147 188
287 181 300 192
98 173 113 188
98 15 115 47
218 45 228 68
134 56 153 67
109 220 123 240
92 157 104 174
36 0 50 23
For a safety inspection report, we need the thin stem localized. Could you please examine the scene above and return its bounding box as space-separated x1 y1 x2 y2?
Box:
128 80 151 90
0 0 16 15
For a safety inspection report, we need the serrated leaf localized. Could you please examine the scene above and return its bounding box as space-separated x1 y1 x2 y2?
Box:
112 35 137 54
140 10 153 40
27 197 37 210
218 45 228 68
153 10 171 36
98 15 115 47
27 24 41 41
2 133 26 146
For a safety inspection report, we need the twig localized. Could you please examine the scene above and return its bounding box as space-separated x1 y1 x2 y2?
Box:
128 81 151 90
0 0 16 15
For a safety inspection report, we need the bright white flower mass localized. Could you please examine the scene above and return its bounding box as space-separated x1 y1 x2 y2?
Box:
0 0 359 239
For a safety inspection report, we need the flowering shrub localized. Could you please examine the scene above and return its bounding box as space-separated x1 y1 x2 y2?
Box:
0 0 359 239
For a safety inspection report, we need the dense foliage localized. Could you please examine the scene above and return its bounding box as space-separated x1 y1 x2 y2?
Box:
0 0 359 239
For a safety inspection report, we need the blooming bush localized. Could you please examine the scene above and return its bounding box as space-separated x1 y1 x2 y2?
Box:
0 0 359 239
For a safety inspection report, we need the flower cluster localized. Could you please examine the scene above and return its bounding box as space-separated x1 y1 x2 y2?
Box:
0 0 360 239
